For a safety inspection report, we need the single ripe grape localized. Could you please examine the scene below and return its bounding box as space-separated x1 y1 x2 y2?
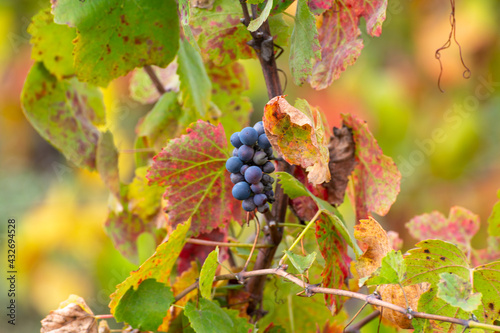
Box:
262 174 274 185
239 127 259 146
250 182 264 194
265 190 275 198
257 202 270 213
264 147 273 157
253 193 268 206
230 173 245 184
258 134 271 149
232 182 251 200
232 148 238 157
242 198 256 212
230 132 242 148
253 121 265 136
226 157 243 173
262 161 275 174
244 166 263 184
240 164 249 175
253 151 268 166
238 145 254 162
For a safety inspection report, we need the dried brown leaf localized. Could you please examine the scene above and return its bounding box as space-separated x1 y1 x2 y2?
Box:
41 295 97 333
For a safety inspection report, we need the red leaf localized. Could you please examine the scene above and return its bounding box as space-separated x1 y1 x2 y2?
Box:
308 0 334 15
315 217 351 315
342 113 401 221
308 0 387 89
178 228 228 273
290 167 328 222
406 206 480 252
147 120 243 236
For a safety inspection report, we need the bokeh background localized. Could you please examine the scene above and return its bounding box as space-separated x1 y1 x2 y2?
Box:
1 0 500 331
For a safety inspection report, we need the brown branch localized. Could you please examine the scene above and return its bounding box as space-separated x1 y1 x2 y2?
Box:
174 267 500 332
143 65 166 95
239 1 290 318
344 310 380 333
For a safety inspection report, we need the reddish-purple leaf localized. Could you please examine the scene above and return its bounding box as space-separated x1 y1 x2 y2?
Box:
290 167 328 222
342 113 401 221
308 0 388 89
406 206 480 252
147 120 243 236
308 0 334 15
178 228 228 273
316 216 351 315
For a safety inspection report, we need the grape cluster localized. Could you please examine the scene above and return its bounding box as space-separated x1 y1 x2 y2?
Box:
226 121 276 213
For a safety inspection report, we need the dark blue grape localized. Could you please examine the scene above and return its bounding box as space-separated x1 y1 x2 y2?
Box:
232 148 238 157
252 151 268 165
226 157 243 173
253 194 268 206
257 202 270 213
238 145 254 162
232 182 251 200
262 174 274 184
253 121 265 136
240 164 249 175
262 161 275 173
230 173 245 184
250 182 264 194
230 132 242 148
244 166 263 184
263 185 273 192
258 134 271 149
265 190 274 198
264 147 273 157
239 127 259 146
242 198 256 212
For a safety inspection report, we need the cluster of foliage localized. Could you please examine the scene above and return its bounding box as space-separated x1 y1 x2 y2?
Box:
21 0 500 332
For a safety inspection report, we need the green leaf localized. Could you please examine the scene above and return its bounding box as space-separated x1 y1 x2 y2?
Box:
289 0 321 86
52 0 179 87
190 0 254 66
147 121 243 237
109 220 191 313
342 113 401 221
21 62 105 170
96 130 120 199
437 273 482 312
276 171 357 253
284 250 316 274
248 0 273 32
28 8 76 79
178 0 201 52
264 97 330 184
115 279 174 331
404 240 500 331
199 247 219 299
184 299 252 333
365 250 406 286
207 61 252 146
488 190 500 237
177 38 212 124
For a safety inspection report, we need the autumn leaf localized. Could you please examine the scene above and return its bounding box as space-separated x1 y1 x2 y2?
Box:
41 295 97 333
147 120 243 236
342 113 401 221
199 247 219 299
353 217 391 279
308 0 388 89
437 273 482 312
129 63 179 104
109 221 190 315
363 250 406 286
308 0 334 15
406 206 480 253
96 131 120 199
264 96 330 184
488 190 500 237
404 240 500 332
21 62 105 170
51 0 179 87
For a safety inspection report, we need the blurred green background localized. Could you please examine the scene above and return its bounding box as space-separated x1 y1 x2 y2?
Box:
1 0 500 332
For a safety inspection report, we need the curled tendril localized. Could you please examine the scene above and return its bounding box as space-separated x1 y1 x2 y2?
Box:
435 0 471 92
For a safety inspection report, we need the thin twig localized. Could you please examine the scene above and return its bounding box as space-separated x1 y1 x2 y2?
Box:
344 310 380 333
143 65 166 95
242 214 261 271
173 267 500 332
186 238 271 248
